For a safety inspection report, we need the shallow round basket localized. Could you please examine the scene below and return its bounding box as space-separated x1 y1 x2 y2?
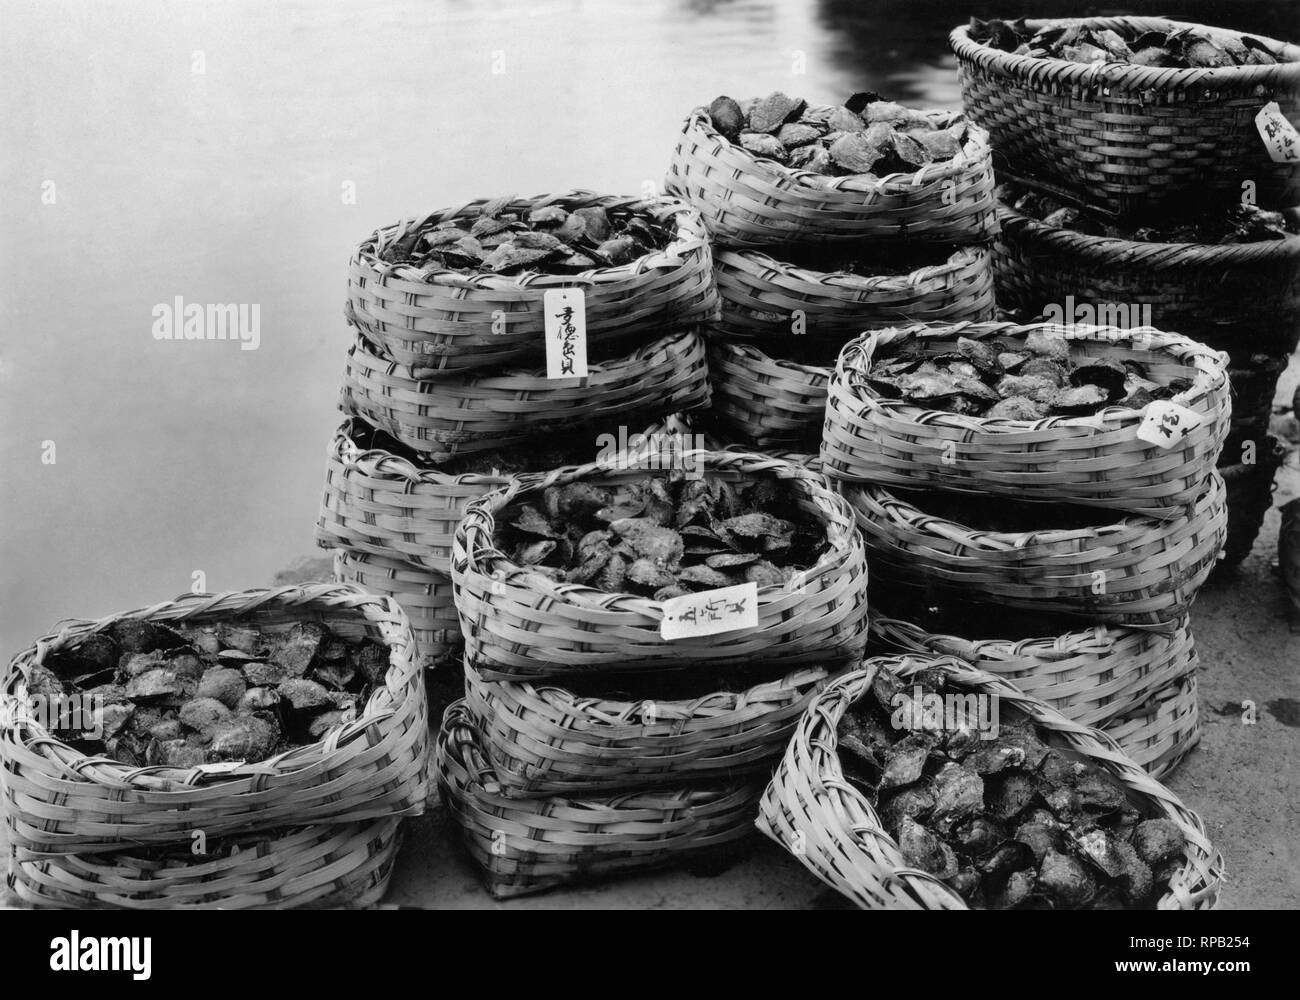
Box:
1218 435 1289 569
756 654 1224 909
0 584 428 854
346 191 719 376
952 17 1300 217
713 244 997 339
840 472 1227 631
451 447 870 680
463 659 834 797
992 199 1300 360
340 327 711 462
707 337 832 451
7 816 402 910
665 106 997 247
870 615 1197 729
333 549 461 670
822 321 1231 518
1102 671 1201 780
435 701 762 899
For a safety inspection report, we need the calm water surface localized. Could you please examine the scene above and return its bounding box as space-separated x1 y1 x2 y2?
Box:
2 0 1296 653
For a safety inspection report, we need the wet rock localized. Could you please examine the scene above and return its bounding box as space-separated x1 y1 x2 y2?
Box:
1132 819 1186 867
125 668 196 703
1038 849 1097 907
897 816 958 879
777 122 823 148
738 132 789 163
238 687 280 714
272 622 325 678
206 716 280 763
278 679 333 713
749 91 807 133
828 132 885 174
707 94 746 141
197 668 246 710
178 697 232 732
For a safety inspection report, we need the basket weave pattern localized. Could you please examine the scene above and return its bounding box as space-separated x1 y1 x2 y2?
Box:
756 655 1224 909
822 322 1231 517
1103 671 1202 780
346 192 719 375
333 550 461 669
451 448 870 679
666 107 997 247
435 701 762 899
464 660 834 796
340 328 711 462
0 584 428 854
841 472 1227 630
952 17 1300 217
707 338 831 450
714 244 997 339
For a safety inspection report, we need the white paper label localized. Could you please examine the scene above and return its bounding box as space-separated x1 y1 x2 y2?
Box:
660 582 759 640
1136 401 1204 448
195 761 245 774
1255 102 1300 163
544 288 588 378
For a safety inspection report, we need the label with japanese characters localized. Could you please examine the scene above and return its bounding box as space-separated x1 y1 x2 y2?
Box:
660 581 759 640
1255 101 1300 163
544 288 588 379
1136 400 1204 449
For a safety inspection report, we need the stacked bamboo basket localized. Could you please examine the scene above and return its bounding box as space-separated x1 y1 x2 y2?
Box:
665 95 1001 454
318 191 720 671
951 15 1300 567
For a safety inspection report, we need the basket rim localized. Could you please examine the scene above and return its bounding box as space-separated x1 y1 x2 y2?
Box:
348 325 706 392
454 447 861 614
715 242 990 293
1 583 421 788
351 190 711 289
870 613 1181 658
680 105 990 195
950 16 1300 92
707 335 835 380
842 468 1225 549
835 320 1229 434
995 199 1300 263
466 657 833 725
773 654 1224 909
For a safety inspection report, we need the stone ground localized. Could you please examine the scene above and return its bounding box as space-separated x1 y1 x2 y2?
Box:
4 363 1298 911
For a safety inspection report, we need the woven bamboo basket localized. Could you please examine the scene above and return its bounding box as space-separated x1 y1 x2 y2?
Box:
822 321 1231 518
435 701 762 898
840 471 1227 630
992 200 1300 360
1220 434 1289 568
756 654 1224 909
7 816 402 910
463 659 834 797
713 244 997 339
1103 671 1201 780
665 106 997 247
0 584 427 854
952 17 1300 217
317 416 695 577
339 327 711 462
870 614 1197 729
706 337 833 451
346 192 719 376
332 549 461 670
452 447 870 680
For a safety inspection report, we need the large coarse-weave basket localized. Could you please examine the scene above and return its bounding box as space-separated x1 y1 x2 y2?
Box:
452 448 870 679
346 192 719 375
870 615 1197 729
463 659 835 797
706 337 832 451
1103 671 1202 780
822 322 1231 518
7 816 402 910
340 327 711 462
713 244 996 339
992 200 1300 360
840 472 1227 630
0 584 428 854
435 701 762 899
952 17 1300 217
666 106 997 247
333 550 461 670
757 654 1224 909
